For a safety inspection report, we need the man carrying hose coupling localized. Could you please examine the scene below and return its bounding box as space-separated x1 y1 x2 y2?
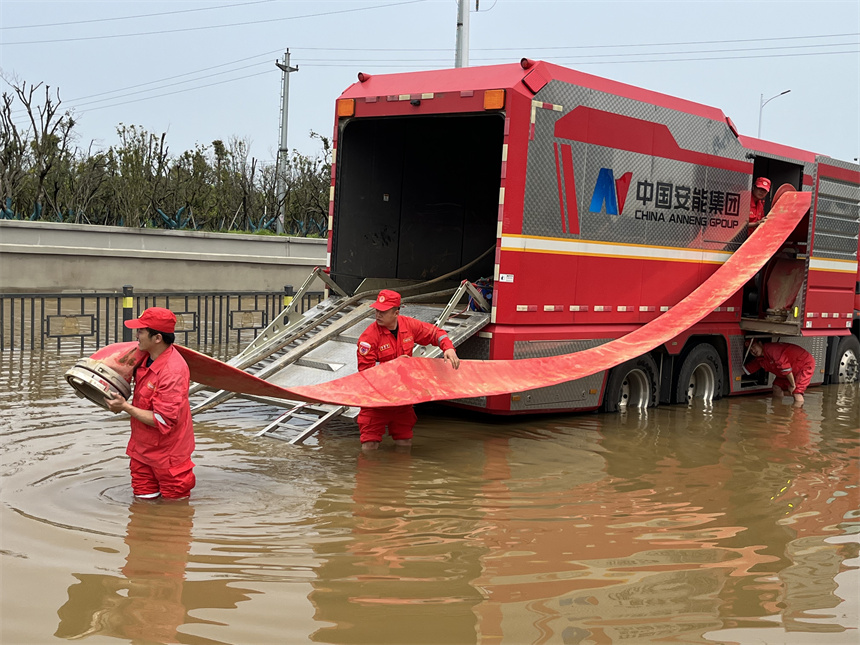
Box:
105 307 196 499
355 290 460 451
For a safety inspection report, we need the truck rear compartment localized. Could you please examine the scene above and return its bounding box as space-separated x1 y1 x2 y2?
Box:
331 113 504 295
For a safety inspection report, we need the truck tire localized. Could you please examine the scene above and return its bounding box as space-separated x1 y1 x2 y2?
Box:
831 335 860 383
602 355 659 412
674 343 724 404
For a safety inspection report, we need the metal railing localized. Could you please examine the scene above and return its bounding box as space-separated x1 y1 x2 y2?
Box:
0 285 325 353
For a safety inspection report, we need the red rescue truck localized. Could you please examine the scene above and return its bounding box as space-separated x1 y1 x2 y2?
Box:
325 59 860 414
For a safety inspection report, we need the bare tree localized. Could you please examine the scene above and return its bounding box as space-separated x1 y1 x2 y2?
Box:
0 90 27 216
13 81 76 219
1 77 333 235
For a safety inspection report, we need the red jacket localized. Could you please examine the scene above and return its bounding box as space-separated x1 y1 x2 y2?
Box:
126 344 195 471
357 316 454 372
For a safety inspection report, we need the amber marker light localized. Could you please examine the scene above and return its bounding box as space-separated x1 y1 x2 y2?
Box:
337 98 355 117
483 89 505 110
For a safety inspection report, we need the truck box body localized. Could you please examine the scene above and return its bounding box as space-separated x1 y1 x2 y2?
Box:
328 61 860 414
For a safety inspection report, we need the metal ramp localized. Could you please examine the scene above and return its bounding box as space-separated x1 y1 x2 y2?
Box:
190 272 491 443
253 402 351 445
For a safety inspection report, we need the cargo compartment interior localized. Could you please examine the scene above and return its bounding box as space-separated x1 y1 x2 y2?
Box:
331 113 504 295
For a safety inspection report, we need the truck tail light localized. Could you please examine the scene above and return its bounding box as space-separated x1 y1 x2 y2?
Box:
337 99 355 117
483 89 505 110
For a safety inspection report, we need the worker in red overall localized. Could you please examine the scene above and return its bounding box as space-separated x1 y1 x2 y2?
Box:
743 339 815 405
105 307 196 499
749 177 771 229
356 289 460 451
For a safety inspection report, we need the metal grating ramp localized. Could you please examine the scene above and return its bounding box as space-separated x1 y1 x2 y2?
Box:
190 279 491 443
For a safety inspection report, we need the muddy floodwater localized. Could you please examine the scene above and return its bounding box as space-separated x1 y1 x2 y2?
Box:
1 349 858 645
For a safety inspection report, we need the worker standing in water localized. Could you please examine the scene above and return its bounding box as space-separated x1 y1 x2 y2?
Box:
355 290 460 451
105 307 196 499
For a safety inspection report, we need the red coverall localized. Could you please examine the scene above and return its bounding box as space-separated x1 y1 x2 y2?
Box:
126 344 196 498
743 342 816 394
356 316 454 443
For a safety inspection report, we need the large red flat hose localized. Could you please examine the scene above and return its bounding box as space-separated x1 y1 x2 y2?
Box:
178 191 811 408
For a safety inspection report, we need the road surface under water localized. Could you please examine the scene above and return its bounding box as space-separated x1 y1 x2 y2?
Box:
1 349 858 644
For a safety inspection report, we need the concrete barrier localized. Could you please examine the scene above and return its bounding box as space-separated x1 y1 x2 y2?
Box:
0 220 328 293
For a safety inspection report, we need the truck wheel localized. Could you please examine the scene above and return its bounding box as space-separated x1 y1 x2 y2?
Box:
832 335 860 383
602 355 659 412
674 343 724 404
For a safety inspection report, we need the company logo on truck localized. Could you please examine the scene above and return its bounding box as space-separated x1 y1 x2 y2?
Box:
554 151 745 234
632 178 742 228
589 168 633 215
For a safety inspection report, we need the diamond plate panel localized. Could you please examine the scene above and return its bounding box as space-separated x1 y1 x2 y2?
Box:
448 335 490 408
811 174 860 260
700 166 748 248
731 335 827 393
813 232 859 257
522 107 569 237
818 177 860 202
509 339 607 410
817 156 860 172
815 199 860 231
451 396 488 408
454 334 491 360
532 80 592 116
523 80 752 252
729 335 746 393
812 159 860 261
591 91 657 123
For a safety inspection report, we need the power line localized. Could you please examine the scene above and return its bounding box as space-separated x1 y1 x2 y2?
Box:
57 47 858 115
67 70 275 113
66 56 278 103
0 0 429 46
289 31 860 52
291 41 859 64
297 49 859 68
7 32 857 116
0 0 276 30
54 32 860 107
70 62 273 109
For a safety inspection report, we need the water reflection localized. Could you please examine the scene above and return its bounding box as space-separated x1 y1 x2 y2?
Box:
1 350 857 644
56 499 195 641
466 390 859 644
308 449 487 643
54 499 258 644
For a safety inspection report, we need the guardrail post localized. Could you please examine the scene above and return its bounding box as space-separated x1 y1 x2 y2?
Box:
122 285 134 341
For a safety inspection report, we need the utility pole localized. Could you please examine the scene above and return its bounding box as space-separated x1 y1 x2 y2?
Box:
454 0 470 68
275 50 298 234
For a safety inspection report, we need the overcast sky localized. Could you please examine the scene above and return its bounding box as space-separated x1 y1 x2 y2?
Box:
1 0 858 165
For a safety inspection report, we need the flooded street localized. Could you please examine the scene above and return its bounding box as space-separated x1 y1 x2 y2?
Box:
1 348 858 645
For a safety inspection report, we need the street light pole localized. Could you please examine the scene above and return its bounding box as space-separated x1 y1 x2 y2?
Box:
757 89 791 138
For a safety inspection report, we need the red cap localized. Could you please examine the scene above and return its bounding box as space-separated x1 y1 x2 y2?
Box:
124 307 177 333
754 177 771 192
370 289 401 311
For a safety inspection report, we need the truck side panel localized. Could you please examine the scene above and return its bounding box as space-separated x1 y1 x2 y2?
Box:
805 159 860 331
499 79 751 326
